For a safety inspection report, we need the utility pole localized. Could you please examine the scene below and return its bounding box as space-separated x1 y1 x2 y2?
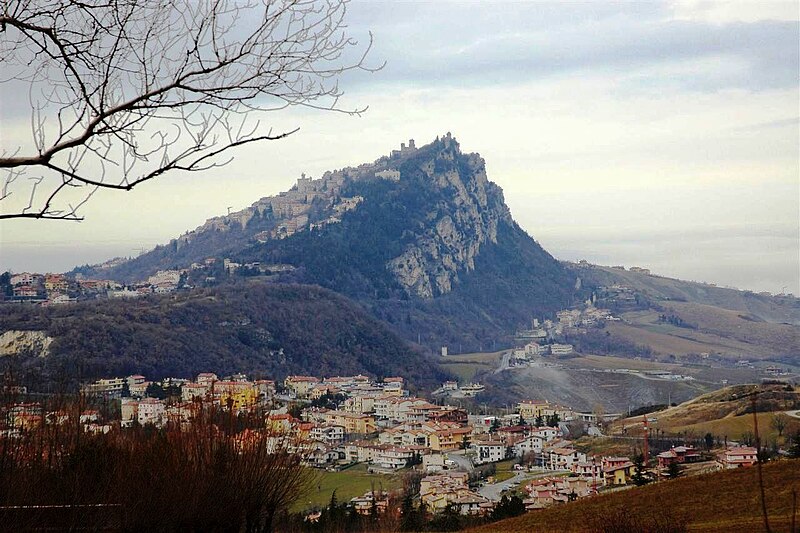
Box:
752 393 771 533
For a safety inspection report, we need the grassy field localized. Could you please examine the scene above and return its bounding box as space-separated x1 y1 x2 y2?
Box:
439 362 492 382
293 464 404 512
572 436 639 457
492 459 518 483
438 350 506 382
606 302 800 359
470 459 800 532
443 350 507 363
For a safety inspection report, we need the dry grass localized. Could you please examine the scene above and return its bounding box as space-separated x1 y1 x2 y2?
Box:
572 436 637 457
611 384 800 440
661 301 800 354
469 460 800 532
605 321 729 356
607 307 788 358
567 355 680 371
669 412 800 443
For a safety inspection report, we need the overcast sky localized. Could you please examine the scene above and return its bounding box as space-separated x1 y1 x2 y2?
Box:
1 0 798 294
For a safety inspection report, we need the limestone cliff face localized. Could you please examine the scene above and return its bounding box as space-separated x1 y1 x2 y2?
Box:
386 136 513 298
0 330 52 358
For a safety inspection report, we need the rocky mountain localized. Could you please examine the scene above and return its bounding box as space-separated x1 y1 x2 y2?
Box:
78 135 581 352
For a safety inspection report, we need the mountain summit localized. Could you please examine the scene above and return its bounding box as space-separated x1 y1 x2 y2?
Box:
85 135 580 351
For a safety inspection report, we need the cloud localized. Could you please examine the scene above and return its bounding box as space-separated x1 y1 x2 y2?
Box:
669 0 800 24
343 2 799 93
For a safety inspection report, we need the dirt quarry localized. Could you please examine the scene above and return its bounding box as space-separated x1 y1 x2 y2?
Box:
484 361 713 412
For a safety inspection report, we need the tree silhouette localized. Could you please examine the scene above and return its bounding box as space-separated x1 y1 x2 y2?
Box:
0 0 379 220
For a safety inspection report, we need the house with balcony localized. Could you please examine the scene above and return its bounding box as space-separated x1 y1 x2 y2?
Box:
717 447 758 469
475 441 506 465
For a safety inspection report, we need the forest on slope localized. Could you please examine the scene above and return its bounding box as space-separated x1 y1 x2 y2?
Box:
0 281 449 391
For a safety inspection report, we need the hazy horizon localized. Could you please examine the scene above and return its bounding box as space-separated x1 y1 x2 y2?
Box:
2 191 797 295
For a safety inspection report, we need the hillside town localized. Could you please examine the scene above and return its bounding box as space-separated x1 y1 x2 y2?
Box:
1 261 285 304
3 369 770 521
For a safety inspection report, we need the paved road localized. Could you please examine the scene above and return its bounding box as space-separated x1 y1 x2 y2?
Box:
493 351 512 374
787 410 800 420
478 471 527 501
447 451 475 473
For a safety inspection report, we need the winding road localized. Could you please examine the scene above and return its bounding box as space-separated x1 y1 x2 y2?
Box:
493 350 512 374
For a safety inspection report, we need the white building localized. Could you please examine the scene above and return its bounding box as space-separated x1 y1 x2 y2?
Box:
375 169 400 181
310 425 345 445
531 427 561 441
460 383 484 397
525 343 545 356
545 447 587 471
550 344 574 356
513 434 546 456
109 289 141 299
423 453 447 473
137 398 165 427
196 373 218 385
182 382 209 401
374 446 417 469
10 273 36 286
147 270 181 287
475 441 506 465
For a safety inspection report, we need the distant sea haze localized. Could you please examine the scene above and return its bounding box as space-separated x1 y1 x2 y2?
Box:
4 227 798 295
540 229 799 296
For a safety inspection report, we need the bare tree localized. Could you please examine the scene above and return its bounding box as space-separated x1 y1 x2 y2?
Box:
0 0 379 221
771 412 788 437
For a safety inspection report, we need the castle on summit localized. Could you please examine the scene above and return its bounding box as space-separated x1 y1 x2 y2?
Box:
390 138 417 158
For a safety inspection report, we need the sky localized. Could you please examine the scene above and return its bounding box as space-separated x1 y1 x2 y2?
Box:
1 0 798 294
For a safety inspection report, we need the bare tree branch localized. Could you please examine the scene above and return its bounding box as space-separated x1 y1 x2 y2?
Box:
0 0 380 221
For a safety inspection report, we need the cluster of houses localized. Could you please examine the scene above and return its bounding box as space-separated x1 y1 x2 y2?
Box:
511 304 623 362
2 272 123 304
3 368 768 518
4 402 110 435
433 380 486 398
2 268 190 304
420 472 493 515
593 284 642 312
